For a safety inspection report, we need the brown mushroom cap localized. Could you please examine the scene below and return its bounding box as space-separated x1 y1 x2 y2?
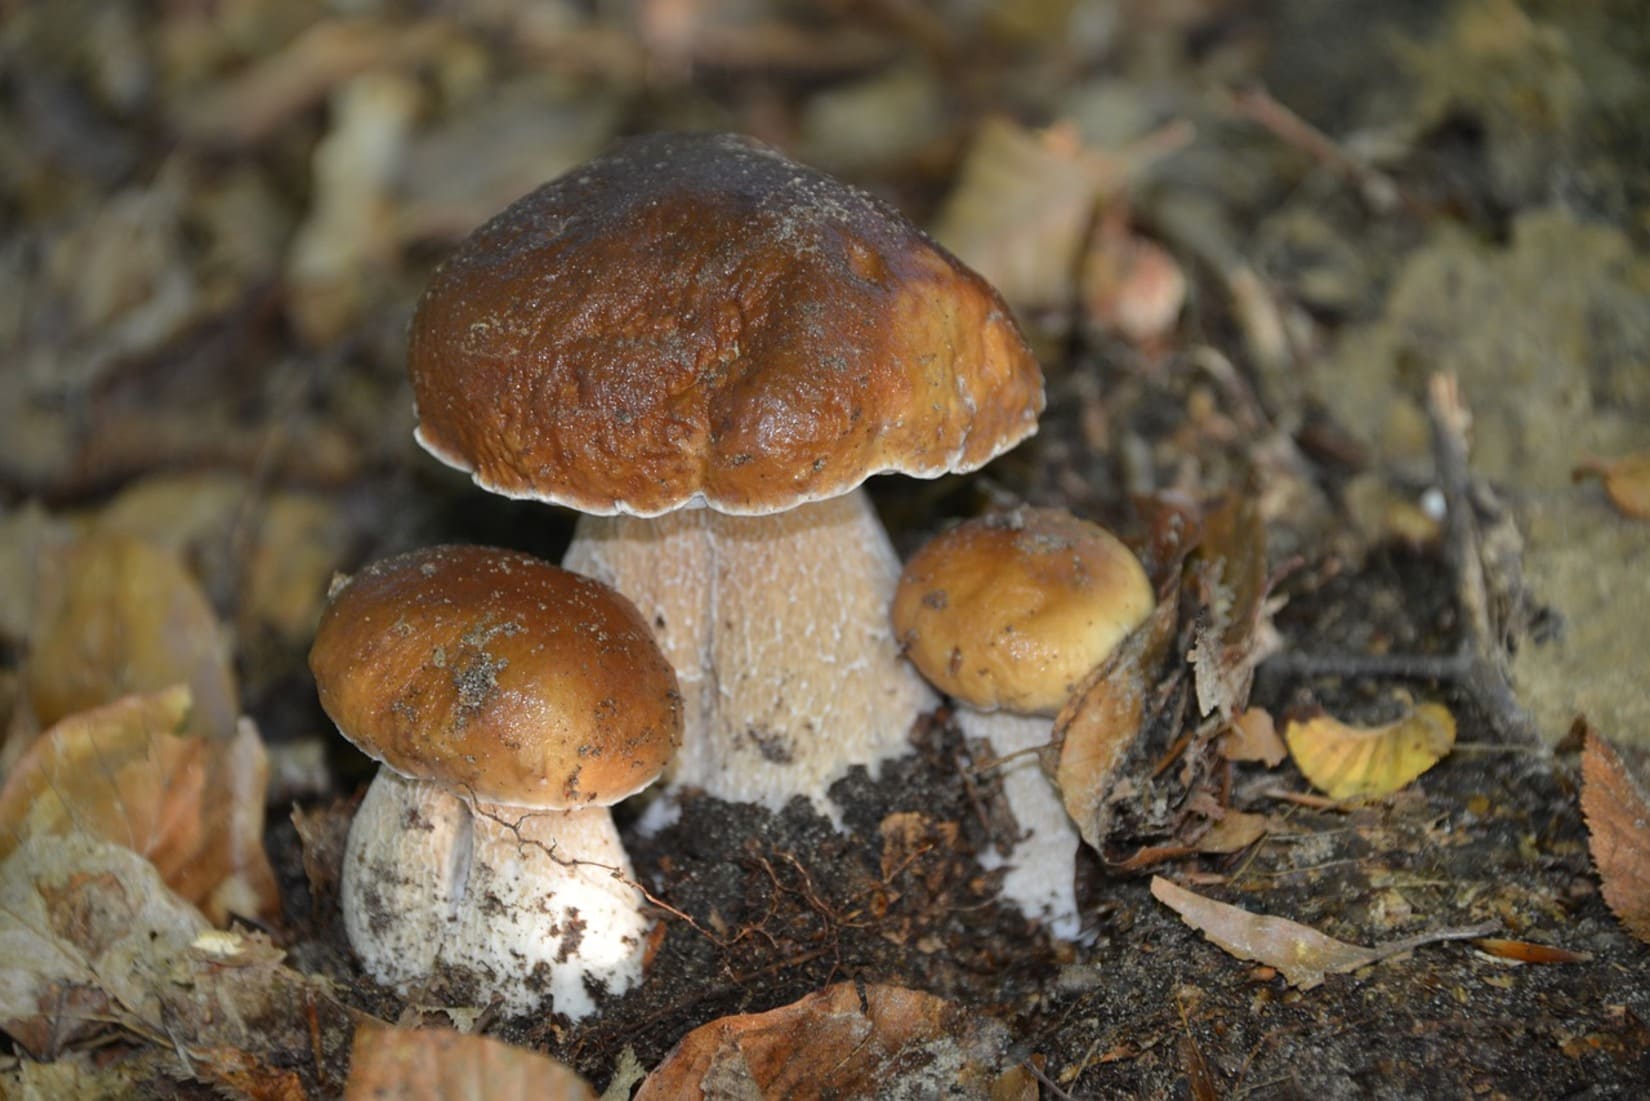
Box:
408 131 1043 517
309 545 681 808
891 508 1154 716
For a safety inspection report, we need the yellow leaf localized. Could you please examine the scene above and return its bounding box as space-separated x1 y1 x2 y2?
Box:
19 533 239 747
1284 703 1456 800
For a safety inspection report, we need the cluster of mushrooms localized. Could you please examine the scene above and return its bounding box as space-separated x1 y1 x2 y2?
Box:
308 133 1156 1018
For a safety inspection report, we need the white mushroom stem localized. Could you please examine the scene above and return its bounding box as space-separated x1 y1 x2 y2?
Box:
340 770 648 1019
955 708 1084 940
563 488 936 823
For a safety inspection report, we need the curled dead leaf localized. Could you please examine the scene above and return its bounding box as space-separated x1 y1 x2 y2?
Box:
1284 702 1456 800
0 686 279 924
1151 876 1495 990
1189 492 1280 724
634 983 1015 1100
1579 732 1650 945
344 1024 596 1101
1053 573 1179 855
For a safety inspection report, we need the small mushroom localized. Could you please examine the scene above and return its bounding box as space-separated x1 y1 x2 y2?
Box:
407 132 1043 822
891 507 1153 937
308 545 681 1018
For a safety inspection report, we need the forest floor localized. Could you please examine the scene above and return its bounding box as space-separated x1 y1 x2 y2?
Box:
2 0 1648 1097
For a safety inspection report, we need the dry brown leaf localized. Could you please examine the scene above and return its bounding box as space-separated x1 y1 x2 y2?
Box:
1193 809 1271 854
634 983 1014 1100
1573 452 1650 521
1284 703 1456 801
14 533 239 763
1220 707 1288 767
1580 732 1650 944
1054 575 1179 854
1 829 352 1071
1189 493 1280 724
344 1024 596 1100
0 1048 166 1099
0 831 211 1056
931 117 1121 318
1151 876 1495 990
0 686 279 924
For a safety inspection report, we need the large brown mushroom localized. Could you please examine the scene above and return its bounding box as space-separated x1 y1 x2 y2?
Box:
309 545 681 1017
408 132 1043 820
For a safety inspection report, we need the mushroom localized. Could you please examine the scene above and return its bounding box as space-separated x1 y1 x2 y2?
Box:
308 545 681 1018
890 507 1153 937
407 132 1043 821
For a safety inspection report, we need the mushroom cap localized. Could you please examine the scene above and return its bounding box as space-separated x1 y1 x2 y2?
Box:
891 508 1155 716
408 131 1044 517
309 545 681 808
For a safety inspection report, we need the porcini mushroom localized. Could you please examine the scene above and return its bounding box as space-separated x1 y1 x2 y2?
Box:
308 545 681 1018
891 507 1153 937
407 132 1043 820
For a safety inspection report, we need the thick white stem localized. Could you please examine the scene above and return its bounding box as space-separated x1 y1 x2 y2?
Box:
563 489 936 822
340 770 648 1018
956 708 1084 939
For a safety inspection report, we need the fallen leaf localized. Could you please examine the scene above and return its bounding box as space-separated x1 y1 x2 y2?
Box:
1580 732 1650 945
1220 707 1288 767
1193 809 1272 855
634 983 1014 1100
1051 493 1196 855
0 1048 164 1099
0 686 280 924
1472 938 1591 964
1573 452 1650 521
12 533 239 767
96 472 356 647
0 829 353 1075
1284 702 1456 800
1053 575 1179 854
931 117 1121 319
0 831 210 1056
344 1023 596 1100
1189 492 1280 724
1151 876 1495 989
291 800 355 916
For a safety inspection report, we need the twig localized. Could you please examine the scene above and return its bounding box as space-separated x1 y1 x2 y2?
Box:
1021 1058 1077 1101
1262 375 1545 748
1227 84 1416 217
